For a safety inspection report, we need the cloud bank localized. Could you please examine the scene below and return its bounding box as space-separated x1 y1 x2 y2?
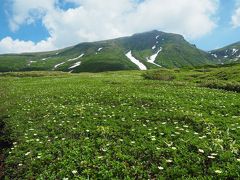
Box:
0 0 219 53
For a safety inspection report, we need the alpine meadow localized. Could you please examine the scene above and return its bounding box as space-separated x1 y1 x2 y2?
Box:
1 0 240 179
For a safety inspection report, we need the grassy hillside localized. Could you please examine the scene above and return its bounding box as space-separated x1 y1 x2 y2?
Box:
1 65 240 179
0 30 217 73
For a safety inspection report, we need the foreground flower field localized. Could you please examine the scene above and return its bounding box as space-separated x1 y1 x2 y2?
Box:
0 70 240 179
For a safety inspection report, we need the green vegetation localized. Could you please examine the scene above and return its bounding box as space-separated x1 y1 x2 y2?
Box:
143 63 240 92
1 64 240 179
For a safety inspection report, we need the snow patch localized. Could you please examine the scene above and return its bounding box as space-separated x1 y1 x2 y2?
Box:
224 55 228 58
69 61 81 69
28 61 37 66
41 57 50 61
211 54 217 58
146 48 162 67
54 54 84 69
67 54 84 62
54 62 65 69
125 51 147 70
98 47 103 52
156 35 160 39
232 48 238 55
152 45 156 50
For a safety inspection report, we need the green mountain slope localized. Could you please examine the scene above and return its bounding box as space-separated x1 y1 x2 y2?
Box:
0 30 216 72
210 41 240 64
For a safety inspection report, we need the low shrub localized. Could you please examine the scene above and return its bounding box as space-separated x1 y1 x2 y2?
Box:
143 70 176 81
199 81 240 92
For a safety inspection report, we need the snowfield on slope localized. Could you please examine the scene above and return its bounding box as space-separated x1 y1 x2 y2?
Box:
147 48 162 67
67 54 84 62
232 49 238 55
125 51 147 70
53 54 84 69
69 62 81 69
54 62 66 69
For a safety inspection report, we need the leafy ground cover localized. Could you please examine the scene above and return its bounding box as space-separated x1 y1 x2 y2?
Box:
143 63 240 92
0 69 240 179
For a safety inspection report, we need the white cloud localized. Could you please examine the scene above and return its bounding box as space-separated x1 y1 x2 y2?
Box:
231 1 240 28
0 37 55 54
0 0 219 54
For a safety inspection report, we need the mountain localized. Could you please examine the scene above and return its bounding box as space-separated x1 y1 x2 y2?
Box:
209 42 240 64
0 30 216 73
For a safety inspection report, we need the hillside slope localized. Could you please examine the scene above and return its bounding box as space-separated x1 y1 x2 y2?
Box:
210 42 240 64
0 30 216 72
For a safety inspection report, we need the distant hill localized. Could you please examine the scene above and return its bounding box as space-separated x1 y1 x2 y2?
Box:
0 30 218 72
209 41 240 64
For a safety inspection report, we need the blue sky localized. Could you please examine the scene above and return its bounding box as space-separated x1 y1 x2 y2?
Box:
193 0 240 50
0 0 239 53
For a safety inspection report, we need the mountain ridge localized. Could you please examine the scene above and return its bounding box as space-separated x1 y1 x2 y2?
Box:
0 30 237 73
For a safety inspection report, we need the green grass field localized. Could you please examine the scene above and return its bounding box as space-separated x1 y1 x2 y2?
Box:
1 67 240 179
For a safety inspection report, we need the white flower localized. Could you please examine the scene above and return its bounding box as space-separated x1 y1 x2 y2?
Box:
215 170 222 174
211 153 217 156
101 148 107 152
131 141 135 144
25 152 31 156
208 156 215 159
72 170 77 174
171 147 177 150
166 159 172 163
86 129 90 132
158 166 164 170
237 159 240 162
198 149 204 153
18 163 23 166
